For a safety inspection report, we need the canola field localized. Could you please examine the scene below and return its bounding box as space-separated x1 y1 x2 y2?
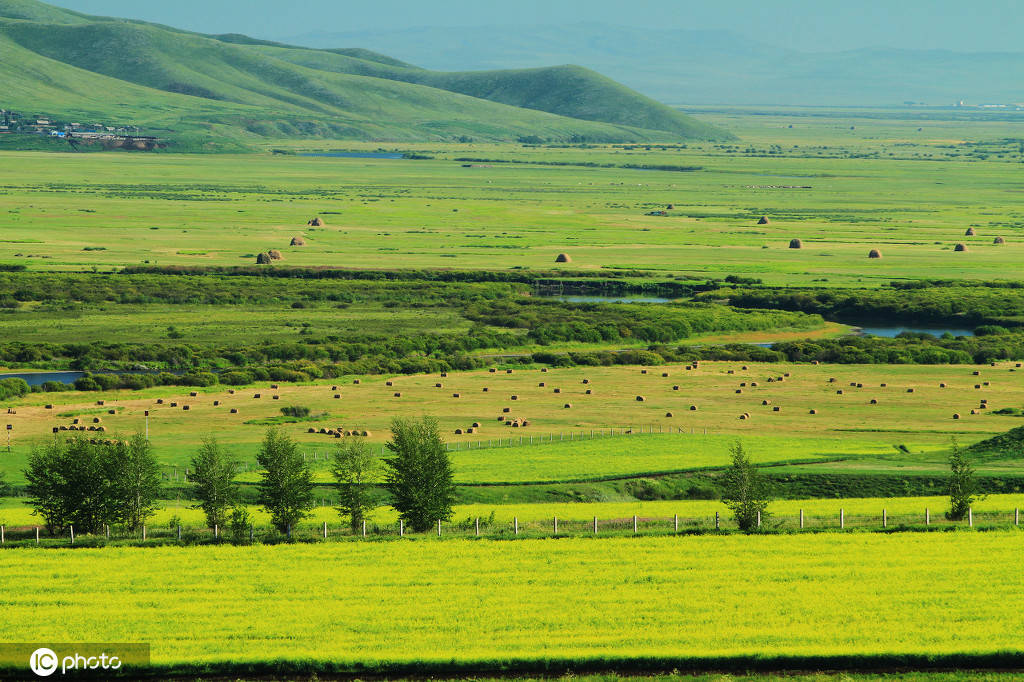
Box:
0 532 1021 674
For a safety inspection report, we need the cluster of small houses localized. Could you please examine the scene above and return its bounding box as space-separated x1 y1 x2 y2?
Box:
0 108 140 137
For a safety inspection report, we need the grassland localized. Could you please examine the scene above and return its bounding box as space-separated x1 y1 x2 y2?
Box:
0 533 1022 675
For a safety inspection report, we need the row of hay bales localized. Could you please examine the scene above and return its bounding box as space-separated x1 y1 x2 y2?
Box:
307 427 371 438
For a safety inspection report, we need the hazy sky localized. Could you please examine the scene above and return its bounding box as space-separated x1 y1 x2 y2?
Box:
49 0 1024 53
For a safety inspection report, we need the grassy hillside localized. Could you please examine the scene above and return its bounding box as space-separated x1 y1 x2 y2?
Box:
0 0 729 144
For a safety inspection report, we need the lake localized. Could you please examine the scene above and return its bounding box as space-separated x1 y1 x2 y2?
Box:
857 326 975 338
300 152 405 159
550 296 673 304
0 371 86 387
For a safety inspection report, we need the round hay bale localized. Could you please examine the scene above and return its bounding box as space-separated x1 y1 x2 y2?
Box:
809 409 818 414
868 248 882 259
994 236 1006 244
762 400 771 405
93 417 101 423
308 428 316 434
564 403 572 409
735 389 743 394
170 402 178 407
789 238 803 249
441 372 448 378
585 389 592 394
642 370 649 375
880 383 887 387
553 388 560 393
97 400 105 406
971 409 979 415
662 372 670 377
229 389 236 395
665 412 674 417
673 385 680 391
334 394 341 399
666 204 674 210
954 243 968 252
308 217 324 227
45 404 53 410
953 413 961 420
361 431 370 437
740 382 747 387
290 236 306 246
741 366 749 371
213 400 220 406
772 406 781 412
271 384 279 389
907 388 916 393
538 382 545 387
973 371 980 376
829 378 836 383
482 387 489 392
466 428 475 434
454 429 463 435
975 384 982 389
252 394 260 399
965 227 976 236
107 409 116 415
870 399 878 404
353 379 361 385
636 395 646 401
489 368 497 373
541 368 548 373
739 414 748 420
190 392 199 397
183 405 190 411
521 420 530 427
472 422 480 428
506 369 513 374
230 408 238 414
394 392 402 397
256 252 272 264
690 405 698 411
331 386 338 391
511 395 519 400
511 421 521 428
751 382 759 387
758 216 770 225
555 253 572 263
498 416 505 421
727 370 735 375
837 390 844 395
435 383 443 388
502 407 511 413
452 393 461 398
386 381 393 386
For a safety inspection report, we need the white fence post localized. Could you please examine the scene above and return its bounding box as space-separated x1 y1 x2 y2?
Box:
475 517 480 537
633 515 638 534
399 520 404 537
969 507 973 528
883 508 887 528
840 508 844 529
593 516 598 534
514 517 519 535
553 516 558 536
437 519 442 537
1016 508 1020 526
799 509 804 529
925 508 930 526
674 514 678 533
323 522 327 539
70 525 74 545
362 520 366 538
715 511 720 530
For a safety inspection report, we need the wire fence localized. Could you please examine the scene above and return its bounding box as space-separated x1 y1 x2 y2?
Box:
1 506 1018 548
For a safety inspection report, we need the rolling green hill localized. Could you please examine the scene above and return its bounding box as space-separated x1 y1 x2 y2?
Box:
0 0 729 146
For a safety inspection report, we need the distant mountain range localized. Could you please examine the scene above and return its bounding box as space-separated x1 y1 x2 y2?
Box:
281 23 1024 106
0 1 730 147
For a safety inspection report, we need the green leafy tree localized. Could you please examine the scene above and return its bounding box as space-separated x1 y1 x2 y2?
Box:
331 438 379 532
720 441 771 532
189 436 239 530
946 438 977 521
383 416 456 532
228 505 254 544
108 434 161 532
0 470 8 498
255 427 315 534
24 436 116 535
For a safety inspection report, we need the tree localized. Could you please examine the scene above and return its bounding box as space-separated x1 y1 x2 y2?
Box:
24 436 116 535
108 434 161 532
946 438 976 521
255 427 315 534
0 470 8 498
720 441 771 532
331 438 379 532
190 436 239 530
382 416 456 532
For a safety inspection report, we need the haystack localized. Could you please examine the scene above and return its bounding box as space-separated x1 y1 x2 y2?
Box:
994 236 1006 244
758 216 770 225
308 217 324 227
965 227 976 236
256 252 272 264
789 238 803 249
868 249 882 259
555 253 572 263
954 243 968 252
268 249 283 260
290 236 306 246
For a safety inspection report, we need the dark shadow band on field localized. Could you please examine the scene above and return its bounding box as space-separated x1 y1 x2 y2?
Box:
10 652 1023 680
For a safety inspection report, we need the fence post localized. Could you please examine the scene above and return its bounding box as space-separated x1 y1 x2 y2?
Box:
925 508 930 526
969 507 973 528
105 524 110 540
840 508 844 529
715 511 720 530
593 516 598 534
35 526 39 545
177 525 181 542
475 517 480 537
362 520 366 538
400 520 404 537
757 511 761 528
323 522 328 539
799 509 804 529
143 525 147 541
437 519 442 537
70 525 74 545
553 516 558 536
883 508 887 528
1016 508 1020 526
514 517 519 535
1 525 4 545
674 514 678 533
287 524 292 540
633 515 638 534
214 524 218 540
